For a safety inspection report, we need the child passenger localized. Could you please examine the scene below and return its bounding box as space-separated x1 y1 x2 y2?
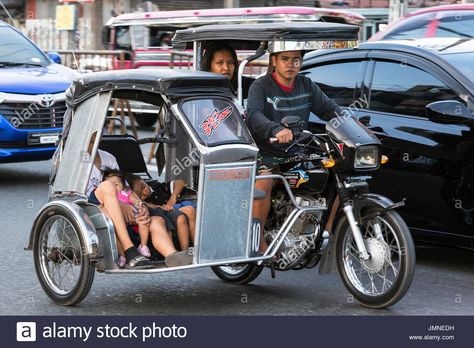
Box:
126 175 196 250
102 169 151 259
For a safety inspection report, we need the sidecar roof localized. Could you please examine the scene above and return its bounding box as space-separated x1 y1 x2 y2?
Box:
66 69 234 105
172 22 359 50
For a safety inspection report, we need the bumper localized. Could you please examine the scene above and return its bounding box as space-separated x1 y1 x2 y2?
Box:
0 146 56 163
0 116 60 163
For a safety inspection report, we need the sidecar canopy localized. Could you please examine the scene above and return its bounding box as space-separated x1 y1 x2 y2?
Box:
66 69 234 106
172 22 359 51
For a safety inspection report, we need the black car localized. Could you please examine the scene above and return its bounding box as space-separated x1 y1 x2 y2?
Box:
302 38 474 250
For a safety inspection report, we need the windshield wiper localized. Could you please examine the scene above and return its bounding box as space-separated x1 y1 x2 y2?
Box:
437 26 473 39
0 61 44 67
438 38 470 52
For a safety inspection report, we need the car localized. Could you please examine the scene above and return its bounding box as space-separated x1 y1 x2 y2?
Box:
369 4 474 41
0 21 75 163
301 38 474 250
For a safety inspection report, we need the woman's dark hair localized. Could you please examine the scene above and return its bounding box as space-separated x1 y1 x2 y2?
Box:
266 53 276 76
201 42 238 91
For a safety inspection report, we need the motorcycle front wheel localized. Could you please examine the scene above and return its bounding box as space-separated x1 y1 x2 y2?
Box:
211 264 263 284
335 208 415 309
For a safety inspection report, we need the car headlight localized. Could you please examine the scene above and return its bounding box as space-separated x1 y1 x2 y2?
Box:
354 145 379 169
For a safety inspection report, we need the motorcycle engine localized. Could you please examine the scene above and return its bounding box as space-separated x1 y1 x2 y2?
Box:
265 193 326 270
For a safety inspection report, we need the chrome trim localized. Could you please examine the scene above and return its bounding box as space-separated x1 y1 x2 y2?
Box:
269 40 359 53
237 58 248 106
343 205 370 260
0 91 66 104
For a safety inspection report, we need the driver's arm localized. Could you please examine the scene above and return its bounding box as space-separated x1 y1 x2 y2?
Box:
246 81 285 140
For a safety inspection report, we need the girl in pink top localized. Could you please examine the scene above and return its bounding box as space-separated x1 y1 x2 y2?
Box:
103 171 151 258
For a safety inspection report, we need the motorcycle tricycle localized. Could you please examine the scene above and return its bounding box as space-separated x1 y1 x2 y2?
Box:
27 22 415 308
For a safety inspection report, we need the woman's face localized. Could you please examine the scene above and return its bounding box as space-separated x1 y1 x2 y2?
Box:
210 49 235 79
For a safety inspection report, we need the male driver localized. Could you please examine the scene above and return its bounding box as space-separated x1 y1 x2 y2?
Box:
246 49 342 253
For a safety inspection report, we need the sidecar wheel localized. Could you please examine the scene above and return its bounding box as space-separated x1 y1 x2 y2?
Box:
335 209 415 309
211 264 263 284
33 207 95 306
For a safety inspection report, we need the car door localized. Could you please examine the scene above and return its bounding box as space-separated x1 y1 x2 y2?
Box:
361 51 473 245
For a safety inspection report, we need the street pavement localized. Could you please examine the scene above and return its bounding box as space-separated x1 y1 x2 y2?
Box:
1 158 474 316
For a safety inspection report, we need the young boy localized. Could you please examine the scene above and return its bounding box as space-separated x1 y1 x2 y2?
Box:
127 174 196 250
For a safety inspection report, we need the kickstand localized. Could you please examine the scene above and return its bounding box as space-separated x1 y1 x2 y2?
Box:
270 261 276 278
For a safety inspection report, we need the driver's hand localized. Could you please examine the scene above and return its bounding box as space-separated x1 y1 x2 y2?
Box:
120 203 135 224
275 128 293 144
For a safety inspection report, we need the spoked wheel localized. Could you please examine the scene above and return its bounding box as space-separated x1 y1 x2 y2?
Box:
211 263 263 284
335 209 415 308
33 207 95 306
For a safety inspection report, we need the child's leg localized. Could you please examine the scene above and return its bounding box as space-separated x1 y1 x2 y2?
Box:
148 216 177 257
179 206 196 242
137 223 149 247
175 214 190 250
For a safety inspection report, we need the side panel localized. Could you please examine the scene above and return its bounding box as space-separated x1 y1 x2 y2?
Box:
196 163 256 263
52 92 112 195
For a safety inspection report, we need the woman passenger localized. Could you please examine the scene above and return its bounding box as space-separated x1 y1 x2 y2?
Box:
201 42 238 91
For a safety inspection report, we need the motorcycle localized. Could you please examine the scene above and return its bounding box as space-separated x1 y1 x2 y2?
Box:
27 22 414 308
212 115 415 308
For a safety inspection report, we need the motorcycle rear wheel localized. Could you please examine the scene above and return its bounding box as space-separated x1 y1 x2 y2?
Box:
335 208 415 309
211 264 263 284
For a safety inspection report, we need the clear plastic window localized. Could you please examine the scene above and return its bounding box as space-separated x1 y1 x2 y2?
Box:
180 98 252 146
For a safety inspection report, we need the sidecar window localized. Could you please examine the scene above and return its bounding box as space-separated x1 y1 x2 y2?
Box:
179 98 252 146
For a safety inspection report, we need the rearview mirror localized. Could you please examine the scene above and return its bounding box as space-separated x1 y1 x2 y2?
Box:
426 100 473 125
47 52 61 64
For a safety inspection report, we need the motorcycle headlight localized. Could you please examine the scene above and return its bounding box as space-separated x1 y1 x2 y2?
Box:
354 145 379 170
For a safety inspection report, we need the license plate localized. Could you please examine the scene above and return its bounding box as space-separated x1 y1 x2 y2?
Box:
39 135 59 144
28 132 61 145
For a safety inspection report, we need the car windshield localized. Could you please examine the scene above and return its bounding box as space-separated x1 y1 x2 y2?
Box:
384 11 474 40
0 26 48 67
443 53 474 84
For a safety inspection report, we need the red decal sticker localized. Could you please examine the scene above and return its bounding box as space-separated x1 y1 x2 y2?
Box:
209 168 250 181
200 106 233 138
337 143 344 155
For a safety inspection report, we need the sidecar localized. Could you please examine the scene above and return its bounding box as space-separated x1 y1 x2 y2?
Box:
27 22 359 306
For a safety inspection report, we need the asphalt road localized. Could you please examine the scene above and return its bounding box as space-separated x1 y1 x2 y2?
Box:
1 159 474 316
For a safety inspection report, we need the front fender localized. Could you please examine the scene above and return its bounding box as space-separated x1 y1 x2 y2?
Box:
352 193 399 223
352 193 405 224
319 194 402 274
